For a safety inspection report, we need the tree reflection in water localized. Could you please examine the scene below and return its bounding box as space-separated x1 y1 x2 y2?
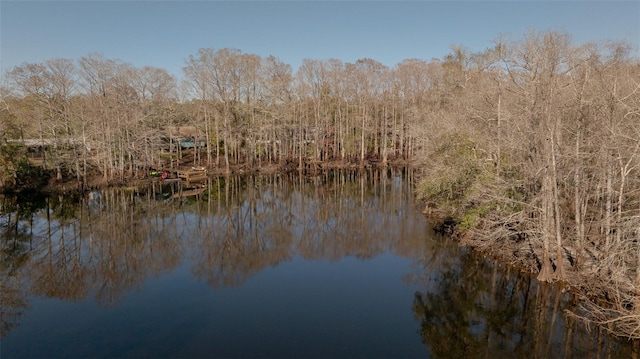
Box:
0 191 45 337
186 169 422 288
411 236 636 358
0 169 637 358
0 169 422 332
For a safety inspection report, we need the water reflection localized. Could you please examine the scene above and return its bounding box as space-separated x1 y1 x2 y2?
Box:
185 171 424 289
0 170 421 320
411 236 637 358
0 169 636 357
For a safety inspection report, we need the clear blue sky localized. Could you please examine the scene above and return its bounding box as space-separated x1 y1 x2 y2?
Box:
1 1 639 78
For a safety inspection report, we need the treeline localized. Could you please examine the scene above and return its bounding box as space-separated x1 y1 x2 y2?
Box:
411 31 640 338
0 47 431 187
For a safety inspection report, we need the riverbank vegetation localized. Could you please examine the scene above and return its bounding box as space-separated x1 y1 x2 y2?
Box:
2 29 640 339
414 31 640 340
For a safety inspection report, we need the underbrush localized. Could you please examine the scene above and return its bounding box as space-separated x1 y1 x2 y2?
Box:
416 132 640 340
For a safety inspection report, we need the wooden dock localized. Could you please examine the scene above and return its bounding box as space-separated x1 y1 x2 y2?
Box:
177 167 208 182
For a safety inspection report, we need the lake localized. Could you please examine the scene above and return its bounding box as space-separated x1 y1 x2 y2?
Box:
0 169 635 358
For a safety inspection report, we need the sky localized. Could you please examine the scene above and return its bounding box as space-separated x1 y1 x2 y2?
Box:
1 1 639 79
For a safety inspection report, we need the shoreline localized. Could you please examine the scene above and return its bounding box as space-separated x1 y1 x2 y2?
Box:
425 208 640 341
3 158 413 195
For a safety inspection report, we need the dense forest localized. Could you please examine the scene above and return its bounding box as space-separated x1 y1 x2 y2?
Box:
0 44 420 186
411 31 640 339
2 29 640 339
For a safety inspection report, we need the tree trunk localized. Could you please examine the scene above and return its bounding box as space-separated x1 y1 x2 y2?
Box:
550 127 565 281
360 104 365 166
538 174 554 282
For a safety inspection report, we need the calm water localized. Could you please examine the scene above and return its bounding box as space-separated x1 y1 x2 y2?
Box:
0 170 635 358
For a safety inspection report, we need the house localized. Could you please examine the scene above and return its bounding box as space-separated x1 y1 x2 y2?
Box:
158 126 206 151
